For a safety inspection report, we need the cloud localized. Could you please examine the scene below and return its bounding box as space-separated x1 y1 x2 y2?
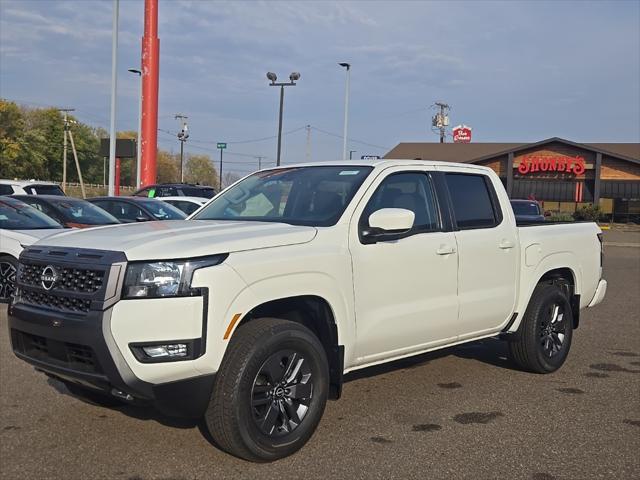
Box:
0 0 638 166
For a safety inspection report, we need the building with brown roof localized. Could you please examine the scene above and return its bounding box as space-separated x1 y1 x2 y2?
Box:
385 137 640 222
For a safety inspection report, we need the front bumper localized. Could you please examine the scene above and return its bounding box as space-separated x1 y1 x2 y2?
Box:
8 297 215 419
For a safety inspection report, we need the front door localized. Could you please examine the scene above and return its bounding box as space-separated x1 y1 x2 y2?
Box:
349 168 460 364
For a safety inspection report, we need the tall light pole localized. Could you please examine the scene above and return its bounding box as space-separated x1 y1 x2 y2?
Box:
175 114 189 182
128 68 142 187
339 62 351 161
108 0 119 196
267 71 300 166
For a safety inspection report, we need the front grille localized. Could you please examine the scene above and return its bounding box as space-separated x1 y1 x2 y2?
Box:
15 247 125 315
11 330 103 374
19 263 105 294
18 289 92 313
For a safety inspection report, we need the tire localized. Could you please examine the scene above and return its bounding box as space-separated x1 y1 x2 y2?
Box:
0 255 18 303
205 317 329 462
509 283 574 373
63 382 125 408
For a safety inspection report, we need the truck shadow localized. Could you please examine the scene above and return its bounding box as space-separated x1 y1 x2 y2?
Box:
47 377 199 429
344 337 520 383
47 337 519 431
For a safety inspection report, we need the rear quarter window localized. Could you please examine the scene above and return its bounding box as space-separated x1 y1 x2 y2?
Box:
445 173 502 229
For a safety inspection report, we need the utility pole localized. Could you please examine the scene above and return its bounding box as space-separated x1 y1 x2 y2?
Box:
431 101 450 143
58 108 74 193
257 156 263 170
305 124 311 162
67 124 86 198
175 114 189 182
349 150 357 160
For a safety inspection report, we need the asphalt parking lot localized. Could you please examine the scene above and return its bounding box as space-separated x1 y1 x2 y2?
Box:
0 245 638 480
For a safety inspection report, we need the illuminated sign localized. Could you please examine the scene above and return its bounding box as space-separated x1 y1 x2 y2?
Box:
517 155 586 175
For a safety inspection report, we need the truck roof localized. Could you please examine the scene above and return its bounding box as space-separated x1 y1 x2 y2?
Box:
0 179 60 186
267 159 494 171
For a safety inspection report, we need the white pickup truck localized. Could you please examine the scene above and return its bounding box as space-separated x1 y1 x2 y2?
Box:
8 160 607 461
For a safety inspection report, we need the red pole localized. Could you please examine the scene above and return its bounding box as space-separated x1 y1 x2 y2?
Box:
140 0 159 187
115 158 121 196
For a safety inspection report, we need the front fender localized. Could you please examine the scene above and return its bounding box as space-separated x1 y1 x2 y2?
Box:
220 270 354 365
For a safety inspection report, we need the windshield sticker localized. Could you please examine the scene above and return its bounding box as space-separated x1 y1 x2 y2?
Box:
339 170 360 176
148 188 156 198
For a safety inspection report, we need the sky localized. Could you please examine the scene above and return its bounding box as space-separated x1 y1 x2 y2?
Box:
1 0 639 175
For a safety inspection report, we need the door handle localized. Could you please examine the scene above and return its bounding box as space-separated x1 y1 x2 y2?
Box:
436 244 456 255
499 239 515 250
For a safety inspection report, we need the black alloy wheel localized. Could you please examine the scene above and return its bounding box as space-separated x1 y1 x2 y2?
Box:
508 283 574 373
205 317 329 462
251 350 313 437
539 302 567 357
0 256 18 302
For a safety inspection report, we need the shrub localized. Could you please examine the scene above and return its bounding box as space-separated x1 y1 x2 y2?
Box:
573 205 602 222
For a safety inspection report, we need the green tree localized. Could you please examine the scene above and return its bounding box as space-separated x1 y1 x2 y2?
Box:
184 154 219 187
157 150 179 183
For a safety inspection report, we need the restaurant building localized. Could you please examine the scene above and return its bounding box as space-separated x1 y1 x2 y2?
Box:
385 137 640 222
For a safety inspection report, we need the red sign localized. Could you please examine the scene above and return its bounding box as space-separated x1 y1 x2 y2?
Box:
517 155 586 175
453 125 472 143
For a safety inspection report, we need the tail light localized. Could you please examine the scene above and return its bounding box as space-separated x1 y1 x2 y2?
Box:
597 232 604 268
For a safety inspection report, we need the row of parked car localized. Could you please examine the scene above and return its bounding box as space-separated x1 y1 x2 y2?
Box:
0 179 215 300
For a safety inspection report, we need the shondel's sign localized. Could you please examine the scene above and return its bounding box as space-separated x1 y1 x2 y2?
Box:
453 125 472 143
517 155 586 175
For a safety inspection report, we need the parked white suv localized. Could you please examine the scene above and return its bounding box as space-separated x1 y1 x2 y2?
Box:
8 160 607 462
0 179 65 196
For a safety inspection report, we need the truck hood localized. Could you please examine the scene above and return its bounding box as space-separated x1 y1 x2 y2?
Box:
2 228 64 246
33 220 317 261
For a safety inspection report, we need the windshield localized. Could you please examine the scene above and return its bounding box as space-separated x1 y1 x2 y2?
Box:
511 201 541 216
0 198 63 230
50 198 120 225
138 199 187 220
193 166 373 226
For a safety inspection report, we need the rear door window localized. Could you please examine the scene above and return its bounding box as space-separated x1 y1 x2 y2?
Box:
0 185 14 195
445 173 502 229
25 184 65 196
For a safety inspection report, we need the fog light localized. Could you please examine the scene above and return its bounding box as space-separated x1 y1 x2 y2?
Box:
142 343 188 358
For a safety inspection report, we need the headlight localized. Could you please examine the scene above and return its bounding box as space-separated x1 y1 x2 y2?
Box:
122 255 227 299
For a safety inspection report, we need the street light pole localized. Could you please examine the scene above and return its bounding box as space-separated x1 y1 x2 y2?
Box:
267 71 300 166
277 85 284 167
339 62 351 161
128 68 142 188
108 0 119 197
349 150 357 160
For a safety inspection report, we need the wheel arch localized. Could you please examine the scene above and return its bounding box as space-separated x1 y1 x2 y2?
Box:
508 258 582 336
232 294 344 400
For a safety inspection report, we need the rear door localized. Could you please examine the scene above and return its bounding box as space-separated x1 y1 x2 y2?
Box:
440 167 518 338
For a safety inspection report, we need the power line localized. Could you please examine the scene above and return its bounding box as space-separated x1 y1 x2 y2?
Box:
310 126 389 150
